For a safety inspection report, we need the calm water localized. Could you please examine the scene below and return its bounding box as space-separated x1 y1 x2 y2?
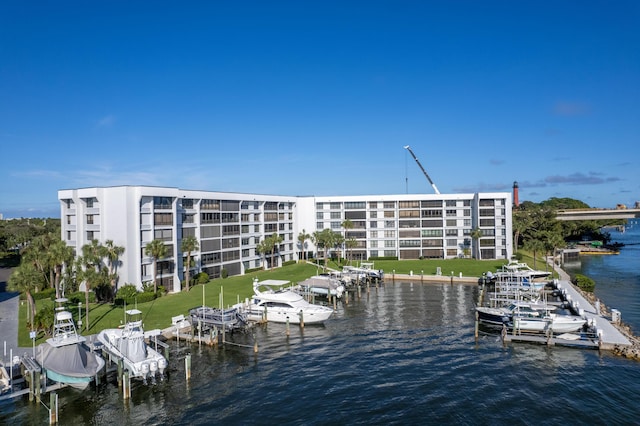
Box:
2 222 640 425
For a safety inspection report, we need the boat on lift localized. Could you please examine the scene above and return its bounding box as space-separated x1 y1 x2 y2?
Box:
35 298 105 390
96 309 167 384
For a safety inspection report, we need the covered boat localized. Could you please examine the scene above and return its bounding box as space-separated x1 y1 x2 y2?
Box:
36 299 105 389
189 306 247 332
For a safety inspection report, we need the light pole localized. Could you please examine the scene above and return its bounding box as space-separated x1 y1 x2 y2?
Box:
78 302 83 329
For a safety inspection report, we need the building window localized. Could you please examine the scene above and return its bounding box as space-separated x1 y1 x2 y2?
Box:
154 197 172 209
344 202 365 209
85 198 94 208
201 199 220 210
330 211 342 219
86 214 93 225
383 201 395 209
87 231 94 240
384 220 395 228
154 229 173 241
369 202 378 208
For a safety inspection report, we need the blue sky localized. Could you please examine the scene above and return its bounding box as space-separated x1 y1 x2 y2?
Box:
1 1 638 218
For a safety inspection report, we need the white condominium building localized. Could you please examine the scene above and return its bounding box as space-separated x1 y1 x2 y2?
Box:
58 186 512 292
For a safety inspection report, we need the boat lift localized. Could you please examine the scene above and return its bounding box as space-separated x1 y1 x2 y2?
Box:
403 145 440 194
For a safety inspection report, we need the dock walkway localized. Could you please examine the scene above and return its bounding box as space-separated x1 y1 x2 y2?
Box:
555 279 630 349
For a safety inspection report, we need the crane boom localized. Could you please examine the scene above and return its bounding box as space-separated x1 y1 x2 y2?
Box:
403 145 440 194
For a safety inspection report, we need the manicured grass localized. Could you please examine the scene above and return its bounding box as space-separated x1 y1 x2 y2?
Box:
17 254 556 346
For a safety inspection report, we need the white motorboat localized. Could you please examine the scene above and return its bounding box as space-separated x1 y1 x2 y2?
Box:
511 313 587 333
35 298 105 390
97 309 167 383
240 279 334 324
476 301 553 327
489 258 552 282
294 275 345 299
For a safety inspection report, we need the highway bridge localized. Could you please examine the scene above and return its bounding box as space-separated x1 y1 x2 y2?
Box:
556 208 640 221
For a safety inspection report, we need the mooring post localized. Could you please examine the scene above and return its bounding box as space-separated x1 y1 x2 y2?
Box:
299 311 304 329
333 296 337 311
286 317 290 336
474 310 479 339
36 371 43 403
117 359 123 387
123 371 130 400
49 392 58 425
185 354 191 381
28 370 34 402
421 270 424 284
253 332 259 353
345 290 349 305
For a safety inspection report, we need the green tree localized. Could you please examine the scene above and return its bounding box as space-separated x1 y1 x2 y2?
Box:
181 235 199 291
256 238 271 269
523 237 546 269
297 229 311 262
79 239 106 331
8 262 42 330
48 239 74 299
341 219 354 263
104 240 125 297
269 233 283 270
470 227 483 260
144 239 167 294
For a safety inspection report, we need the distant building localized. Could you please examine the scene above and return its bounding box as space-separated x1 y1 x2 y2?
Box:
58 186 513 292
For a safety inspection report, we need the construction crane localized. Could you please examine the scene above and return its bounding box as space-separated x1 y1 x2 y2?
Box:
403 145 440 194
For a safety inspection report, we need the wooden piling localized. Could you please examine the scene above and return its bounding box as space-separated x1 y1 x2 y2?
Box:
299 311 305 329
185 354 191 381
122 372 130 400
49 392 58 425
474 310 479 339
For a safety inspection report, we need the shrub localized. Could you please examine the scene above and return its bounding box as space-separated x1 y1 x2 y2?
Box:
197 272 210 284
32 287 57 301
221 268 228 279
282 260 297 267
67 291 96 305
573 274 595 292
32 304 55 337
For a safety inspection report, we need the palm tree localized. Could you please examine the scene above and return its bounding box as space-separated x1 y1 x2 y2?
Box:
470 227 483 260
269 233 283 270
341 219 354 263
181 235 199 291
48 239 74 299
297 229 311 262
256 238 271 269
145 239 167 293
333 232 345 266
345 237 358 265
104 239 125 297
80 239 104 331
8 262 41 330
523 238 546 270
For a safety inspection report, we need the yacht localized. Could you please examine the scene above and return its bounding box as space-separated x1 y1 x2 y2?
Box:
240 279 334 324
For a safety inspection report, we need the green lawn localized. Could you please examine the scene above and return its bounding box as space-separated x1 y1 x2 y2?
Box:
17 254 556 346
